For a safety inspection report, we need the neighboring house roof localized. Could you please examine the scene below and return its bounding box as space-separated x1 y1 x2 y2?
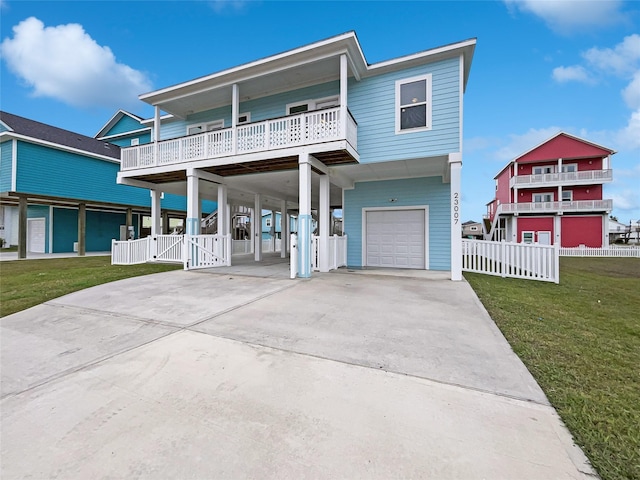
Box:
494 132 616 179
95 110 149 139
0 111 121 161
462 220 480 225
138 31 476 119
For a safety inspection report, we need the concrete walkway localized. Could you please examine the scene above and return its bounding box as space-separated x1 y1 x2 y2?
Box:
0 267 595 479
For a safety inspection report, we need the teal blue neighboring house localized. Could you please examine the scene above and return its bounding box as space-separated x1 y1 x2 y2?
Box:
0 111 214 257
94 110 152 148
114 31 475 279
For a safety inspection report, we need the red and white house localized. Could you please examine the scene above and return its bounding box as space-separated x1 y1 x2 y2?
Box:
484 132 615 247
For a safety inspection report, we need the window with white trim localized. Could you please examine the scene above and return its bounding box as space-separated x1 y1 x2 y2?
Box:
533 193 554 202
187 119 224 135
561 163 577 173
130 138 139 146
395 74 432 133
265 218 272 227
562 190 573 202
286 96 339 115
522 231 534 244
237 113 251 125
533 165 554 175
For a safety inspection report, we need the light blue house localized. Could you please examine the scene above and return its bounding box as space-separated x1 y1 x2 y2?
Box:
116 32 475 279
0 111 215 257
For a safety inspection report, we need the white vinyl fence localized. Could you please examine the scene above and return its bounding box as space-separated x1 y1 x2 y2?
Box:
560 246 640 257
462 240 559 283
311 235 348 272
111 237 150 265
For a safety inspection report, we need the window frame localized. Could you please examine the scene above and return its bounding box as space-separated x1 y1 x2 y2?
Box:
561 163 578 173
130 138 139 146
286 95 339 115
395 74 432 134
562 190 573 202
237 113 251 125
522 231 535 244
533 193 554 203
187 119 224 135
533 165 555 175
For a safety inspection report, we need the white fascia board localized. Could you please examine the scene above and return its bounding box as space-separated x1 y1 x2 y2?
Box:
97 127 152 141
140 114 175 126
367 38 476 72
94 109 145 138
0 120 12 132
0 132 121 164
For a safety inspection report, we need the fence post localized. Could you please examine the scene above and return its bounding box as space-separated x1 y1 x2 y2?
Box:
290 233 298 279
554 243 560 284
183 235 189 270
501 240 506 278
226 234 232 266
111 239 116 265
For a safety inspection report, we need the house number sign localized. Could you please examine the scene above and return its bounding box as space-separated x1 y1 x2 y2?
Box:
453 191 460 224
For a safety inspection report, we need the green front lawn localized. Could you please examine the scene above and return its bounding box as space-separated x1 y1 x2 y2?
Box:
0 256 182 317
465 257 640 480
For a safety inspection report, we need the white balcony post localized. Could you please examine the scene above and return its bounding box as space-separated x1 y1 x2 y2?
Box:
340 54 348 139
281 200 288 258
217 184 228 235
449 153 462 281
232 83 239 155
298 153 312 278
186 174 200 235
319 174 330 272
254 194 262 261
154 106 161 166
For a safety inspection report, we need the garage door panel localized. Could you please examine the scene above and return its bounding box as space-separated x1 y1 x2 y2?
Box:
366 209 426 269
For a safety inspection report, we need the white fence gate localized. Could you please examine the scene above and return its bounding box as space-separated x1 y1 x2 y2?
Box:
155 235 183 262
184 234 232 269
111 237 150 265
462 240 559 283
311 235 348 272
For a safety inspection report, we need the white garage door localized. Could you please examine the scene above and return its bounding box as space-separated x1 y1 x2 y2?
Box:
366 209 426 269
27 218 46 253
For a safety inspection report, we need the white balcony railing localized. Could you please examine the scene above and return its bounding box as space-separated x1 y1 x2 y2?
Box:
500 199 613 214
121 107 357 171
510 169 612 188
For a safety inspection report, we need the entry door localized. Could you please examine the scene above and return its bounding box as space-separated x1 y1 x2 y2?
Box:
365 209 426 269
27 218 46 253
538 231 551 245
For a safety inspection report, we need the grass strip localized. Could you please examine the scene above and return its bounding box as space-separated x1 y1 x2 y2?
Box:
465 257 640 480
0 256 181 317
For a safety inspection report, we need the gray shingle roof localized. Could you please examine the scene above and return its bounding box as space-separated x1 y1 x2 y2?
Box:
0 111 121 160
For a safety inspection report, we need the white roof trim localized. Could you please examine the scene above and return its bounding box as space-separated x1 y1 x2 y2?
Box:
97 127 151 141
94 109 145 138
0 132 120 164
0 119 12 132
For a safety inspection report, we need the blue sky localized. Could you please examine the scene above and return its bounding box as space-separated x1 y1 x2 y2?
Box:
1 0 639 224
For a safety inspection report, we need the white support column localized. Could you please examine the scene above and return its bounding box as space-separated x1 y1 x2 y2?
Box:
449 153 462 281
270 210 276 252
340 54 348 139
226 203 231 235
554 215 562 246
232 83 239 155
298 153 312 278
186 174 200 235
154 106 161 166
603 214 609 247
281 200 288 258
319 174 330 272
217 184 228 235
151 190 162 237
254 194 262 262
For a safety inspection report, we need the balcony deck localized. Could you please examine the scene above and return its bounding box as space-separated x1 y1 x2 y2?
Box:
499 199 612 214
510 169 612 188
120 107 358 181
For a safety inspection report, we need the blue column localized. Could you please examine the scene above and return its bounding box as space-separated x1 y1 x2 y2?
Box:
298 214 312 278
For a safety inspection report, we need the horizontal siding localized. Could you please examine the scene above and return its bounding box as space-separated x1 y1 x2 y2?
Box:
105 116 146 136
349 57 460 163
1 141 13 191
14 141 201 212
160 81 340 141
109 132 151 147
344 177 451 270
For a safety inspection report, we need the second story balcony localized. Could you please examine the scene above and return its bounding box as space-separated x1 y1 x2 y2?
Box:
121 106 357 172
499 199 613 215
510 169 612 188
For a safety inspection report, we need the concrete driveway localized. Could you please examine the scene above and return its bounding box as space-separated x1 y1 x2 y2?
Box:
1 267 595 479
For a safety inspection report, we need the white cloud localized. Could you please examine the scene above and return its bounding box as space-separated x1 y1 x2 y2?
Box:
622 72 640 110
552 65 593 83
582 34 640 77
504 0 625 33
495 126 563 161
610 190 640 212
614 109 640 151
0 17 152 109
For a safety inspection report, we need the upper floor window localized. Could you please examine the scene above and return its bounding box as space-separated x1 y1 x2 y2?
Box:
130 138 139 146
561 164 577 173
187 119 224 135
533 193 554 202
265 218 272 227
395 74 432 134
237 113 251 125
562 190 573 202
533 166 554 175
287 96 339 115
